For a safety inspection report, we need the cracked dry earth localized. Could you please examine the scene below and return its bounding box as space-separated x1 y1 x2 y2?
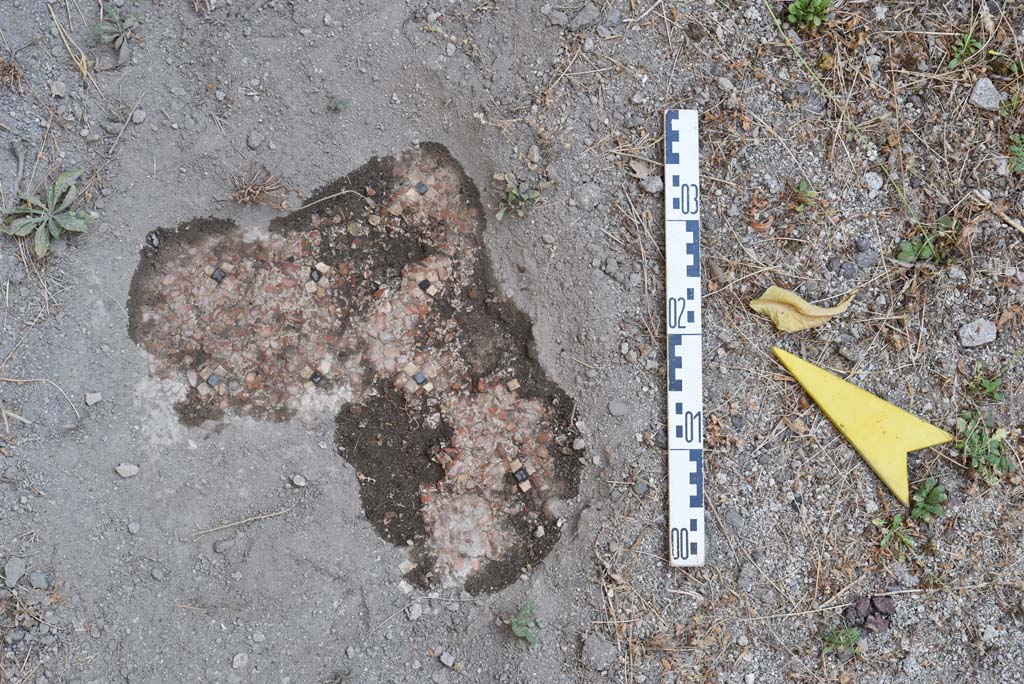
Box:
127 144 582 594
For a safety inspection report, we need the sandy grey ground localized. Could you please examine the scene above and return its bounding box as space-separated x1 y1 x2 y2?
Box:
2 1 1023 683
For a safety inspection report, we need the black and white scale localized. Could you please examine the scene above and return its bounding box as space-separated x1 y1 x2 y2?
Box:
664 110 704 566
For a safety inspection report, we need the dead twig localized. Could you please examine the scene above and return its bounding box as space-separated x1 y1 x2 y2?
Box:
0 377 80 420
192 507 292 538
229 164 288 208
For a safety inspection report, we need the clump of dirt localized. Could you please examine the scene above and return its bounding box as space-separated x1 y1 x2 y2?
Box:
127 144 582 592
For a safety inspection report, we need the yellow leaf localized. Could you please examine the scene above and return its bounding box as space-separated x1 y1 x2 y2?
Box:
749 285 856 332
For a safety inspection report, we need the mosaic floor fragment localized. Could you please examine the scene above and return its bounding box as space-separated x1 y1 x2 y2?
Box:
127 144 582 592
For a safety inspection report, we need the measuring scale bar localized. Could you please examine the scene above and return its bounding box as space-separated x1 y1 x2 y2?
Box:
664 110 705 567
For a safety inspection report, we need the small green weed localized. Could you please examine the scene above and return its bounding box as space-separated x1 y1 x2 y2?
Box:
327 97 348 112
895 215 955 263
787 0 830 30
495 174 541 221
956 412 1012 484
328 669 356 684
508 601 538 645
1000 94 1023 119
910 478 947 523
947 33 982 70
92 5 138 50
1009 134 1024 173
967 368 1005 402
790 179 817 212
2 170 92 258
967 346 1024 402
872 513 916 559
821 627 861 655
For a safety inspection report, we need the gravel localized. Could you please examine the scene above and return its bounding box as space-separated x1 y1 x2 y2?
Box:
969 78 1003 111
246 130 265 150
958 319 997 347
114 463 140 478
4 557 26 588
569 2 600 30
581 634 617 671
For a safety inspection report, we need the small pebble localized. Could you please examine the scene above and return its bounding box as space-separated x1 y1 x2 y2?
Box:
114 463 140 478
608 400 627 416
958 319 997 348
85 392 103 406
232 652 248 669
969 77 1002 111
440 652 456 668
131 109 147 124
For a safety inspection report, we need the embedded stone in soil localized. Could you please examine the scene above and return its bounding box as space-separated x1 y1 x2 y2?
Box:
126 143 582 592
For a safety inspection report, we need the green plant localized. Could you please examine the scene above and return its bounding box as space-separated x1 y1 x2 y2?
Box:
947 33 982 70
967 369 1005 402
787 0 830 29
910 478 947 523
1000 94 1022 119
967 346 1024 401
873 513 916 559
2 170 92 258
1010 134 1024 173
327 97 348 112
895 215 955 263
956 412 1012 484
495 175 541 221
328 669 356 684
508 601 538 645
790 179 817 211
92 5 138 50
821 626 861 655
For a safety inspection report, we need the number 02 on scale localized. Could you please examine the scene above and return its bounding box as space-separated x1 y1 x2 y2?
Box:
664 110 704 567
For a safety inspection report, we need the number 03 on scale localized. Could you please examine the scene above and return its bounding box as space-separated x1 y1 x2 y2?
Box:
664 110 704 566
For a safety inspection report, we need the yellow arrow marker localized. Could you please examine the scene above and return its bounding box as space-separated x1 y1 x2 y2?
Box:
772 347 953 505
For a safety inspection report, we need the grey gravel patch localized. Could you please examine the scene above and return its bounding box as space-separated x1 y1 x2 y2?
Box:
958 319 997 347
863 171 884 196
581 634 617 671
213 538 235 554
29 570 51 590
640 176 663 194
569 2 600 30
4 557 26 588
573 183 601 210
969 78 1003 111
246 130 265 150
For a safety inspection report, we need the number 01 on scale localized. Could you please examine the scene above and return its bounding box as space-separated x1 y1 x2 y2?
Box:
664 110 704 567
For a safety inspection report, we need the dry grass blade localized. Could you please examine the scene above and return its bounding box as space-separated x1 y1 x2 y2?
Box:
229 164 287 208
